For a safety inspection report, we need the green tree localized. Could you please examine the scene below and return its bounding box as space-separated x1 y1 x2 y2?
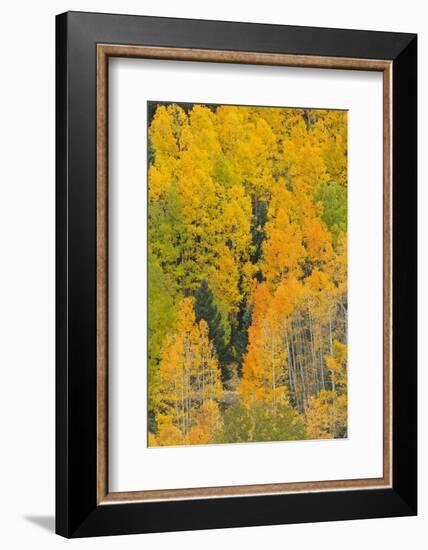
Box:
216 400 306 444
147 252 176 431
194 280 229 379
314 181 347 246
216 402 252 443
230 303 253 374
148 181 187 289
252 403 306 442
250 197 268 264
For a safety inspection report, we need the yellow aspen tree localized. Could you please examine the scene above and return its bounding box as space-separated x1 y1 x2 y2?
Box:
187 399 223 445
305 340 347 438
282 115 328 195
235 116 277 201
304 218 335 271
263 206 305 285
220 184 252 265
209 245 242 316
148 104 188 201
314 110 348 188
197 319 224 404
152 298 223 445
153 422 185 447
215 105 252 158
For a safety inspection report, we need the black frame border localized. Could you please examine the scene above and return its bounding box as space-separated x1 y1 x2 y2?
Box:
56 11 417 538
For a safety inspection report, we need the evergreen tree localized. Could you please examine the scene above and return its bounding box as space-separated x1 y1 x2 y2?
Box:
250 197 268 264
194 280 229 380
230 303 253 374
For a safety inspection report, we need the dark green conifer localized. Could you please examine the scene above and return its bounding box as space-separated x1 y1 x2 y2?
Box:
194 280 229 380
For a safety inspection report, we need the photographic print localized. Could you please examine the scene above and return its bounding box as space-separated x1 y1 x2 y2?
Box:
147 101 348 447
57 14 417 536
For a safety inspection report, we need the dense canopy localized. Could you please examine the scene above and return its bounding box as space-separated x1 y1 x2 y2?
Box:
147 102 348 446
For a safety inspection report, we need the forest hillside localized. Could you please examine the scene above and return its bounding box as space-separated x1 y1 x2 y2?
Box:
147 102 348 446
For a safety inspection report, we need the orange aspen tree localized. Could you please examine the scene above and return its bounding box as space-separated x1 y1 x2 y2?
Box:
239 283 288 409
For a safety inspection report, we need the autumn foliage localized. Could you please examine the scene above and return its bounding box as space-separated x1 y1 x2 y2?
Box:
147 102 348 446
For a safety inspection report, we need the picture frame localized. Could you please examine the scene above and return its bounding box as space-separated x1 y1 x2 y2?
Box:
56 11 417 538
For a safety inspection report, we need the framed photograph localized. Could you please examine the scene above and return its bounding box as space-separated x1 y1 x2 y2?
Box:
56 11 417 537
